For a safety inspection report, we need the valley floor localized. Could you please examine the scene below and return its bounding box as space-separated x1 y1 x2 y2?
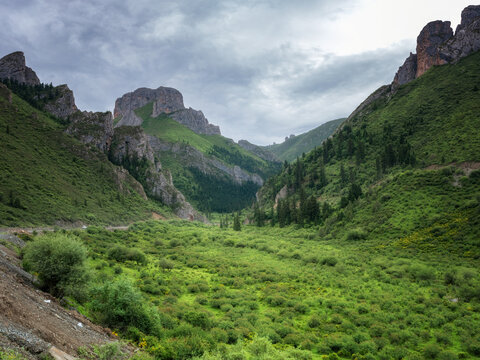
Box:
20 220 477 360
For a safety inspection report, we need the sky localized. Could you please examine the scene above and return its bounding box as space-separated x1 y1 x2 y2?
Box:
0 0 474 145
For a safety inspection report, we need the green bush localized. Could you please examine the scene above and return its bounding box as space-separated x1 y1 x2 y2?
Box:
345 229 367 241
22 233 89 300
107 245 147 265
89 278 160 335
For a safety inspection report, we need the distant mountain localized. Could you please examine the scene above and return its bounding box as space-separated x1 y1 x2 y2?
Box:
263 118 344 162
112 88 281 213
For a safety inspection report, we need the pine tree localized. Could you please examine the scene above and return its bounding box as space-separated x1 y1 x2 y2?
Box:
233 213 241 231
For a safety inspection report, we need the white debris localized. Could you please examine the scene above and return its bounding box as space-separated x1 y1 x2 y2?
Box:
77 322 83 328
44 299 51 303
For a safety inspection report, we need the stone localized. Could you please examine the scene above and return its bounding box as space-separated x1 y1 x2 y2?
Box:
0 51 40 85
44 85 78 119
416 20 453 78
66 111 114 153
393 52 417 88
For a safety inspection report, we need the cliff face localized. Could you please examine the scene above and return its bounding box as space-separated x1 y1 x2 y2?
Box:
440 5 480 63
66 111 114 153
415 21 453 78
44 84 78 119
393 5 480 87
110 126 206 221
0 51 40 86
114 86 221 135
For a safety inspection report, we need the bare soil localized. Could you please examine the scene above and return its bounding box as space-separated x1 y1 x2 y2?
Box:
0 234 114 359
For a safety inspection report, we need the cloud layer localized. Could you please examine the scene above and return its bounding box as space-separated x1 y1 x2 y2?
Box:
0 0 472 144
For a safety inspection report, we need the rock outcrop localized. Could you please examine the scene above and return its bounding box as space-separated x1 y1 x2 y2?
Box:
110 126 205 221
66 111 114 153
440 5 480 63
393 5 480 87
169 108 221 135
0 51 40 85
393 53 417 87
44 85 78 119
238 140 280 163
114 86 221 135
415 21 453 78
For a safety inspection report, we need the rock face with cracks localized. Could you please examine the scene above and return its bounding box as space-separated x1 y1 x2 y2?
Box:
0 51 40 86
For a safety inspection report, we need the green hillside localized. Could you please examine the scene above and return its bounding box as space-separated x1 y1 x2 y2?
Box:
136 102 281 212
0 85 165 226
264 118 344 162
258 50 480 254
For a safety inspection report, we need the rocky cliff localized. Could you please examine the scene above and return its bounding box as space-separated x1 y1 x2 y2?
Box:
66 111 114 153
114 86 221 135
110 126 206 221
0 51 40 86
393 5 480 87
44 84 78 119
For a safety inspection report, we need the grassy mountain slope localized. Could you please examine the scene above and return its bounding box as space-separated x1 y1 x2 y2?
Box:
264 118 344 162
0 87 166 226
136 102 281 212
258 50 480 256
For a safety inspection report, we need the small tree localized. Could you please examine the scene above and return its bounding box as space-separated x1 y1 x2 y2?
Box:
233 212 241 231
23 233 89 300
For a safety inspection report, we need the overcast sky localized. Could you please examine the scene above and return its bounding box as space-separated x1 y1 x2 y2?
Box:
0 0 473 145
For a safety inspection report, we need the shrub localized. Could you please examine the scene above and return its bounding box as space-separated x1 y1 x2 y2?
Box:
89 278 160 335
321 257 338 266
345 229 367 241
107 245 147 265
22 233 89 300
423 343 441 359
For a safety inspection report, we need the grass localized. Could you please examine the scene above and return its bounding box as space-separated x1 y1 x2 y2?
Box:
0 91 168 226
54 219 480 359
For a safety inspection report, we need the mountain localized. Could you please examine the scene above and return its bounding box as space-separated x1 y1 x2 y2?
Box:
262 118 345 162
256 6 480 254
0 52 204 225
112 88 281 213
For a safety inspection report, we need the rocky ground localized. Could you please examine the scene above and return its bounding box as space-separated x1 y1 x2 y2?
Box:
0 233 114 359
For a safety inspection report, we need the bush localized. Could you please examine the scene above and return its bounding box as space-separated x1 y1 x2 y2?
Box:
345 229 367 241
107 245 147 265
321 257 338 266
22 233 89 300
89 278 160 335
423 343 441 359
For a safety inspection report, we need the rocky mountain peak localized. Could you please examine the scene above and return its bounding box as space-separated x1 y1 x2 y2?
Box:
416 20 453 78
457 5 480 31
0 51 40 86
393 5 480 88
114 86 221 135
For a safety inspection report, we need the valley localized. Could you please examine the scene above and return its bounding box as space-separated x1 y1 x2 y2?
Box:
0 4 480 360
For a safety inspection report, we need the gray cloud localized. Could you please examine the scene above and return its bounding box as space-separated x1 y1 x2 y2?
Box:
0 0 413 144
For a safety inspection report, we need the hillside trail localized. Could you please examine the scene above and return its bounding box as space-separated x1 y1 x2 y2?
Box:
0 233 119 359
